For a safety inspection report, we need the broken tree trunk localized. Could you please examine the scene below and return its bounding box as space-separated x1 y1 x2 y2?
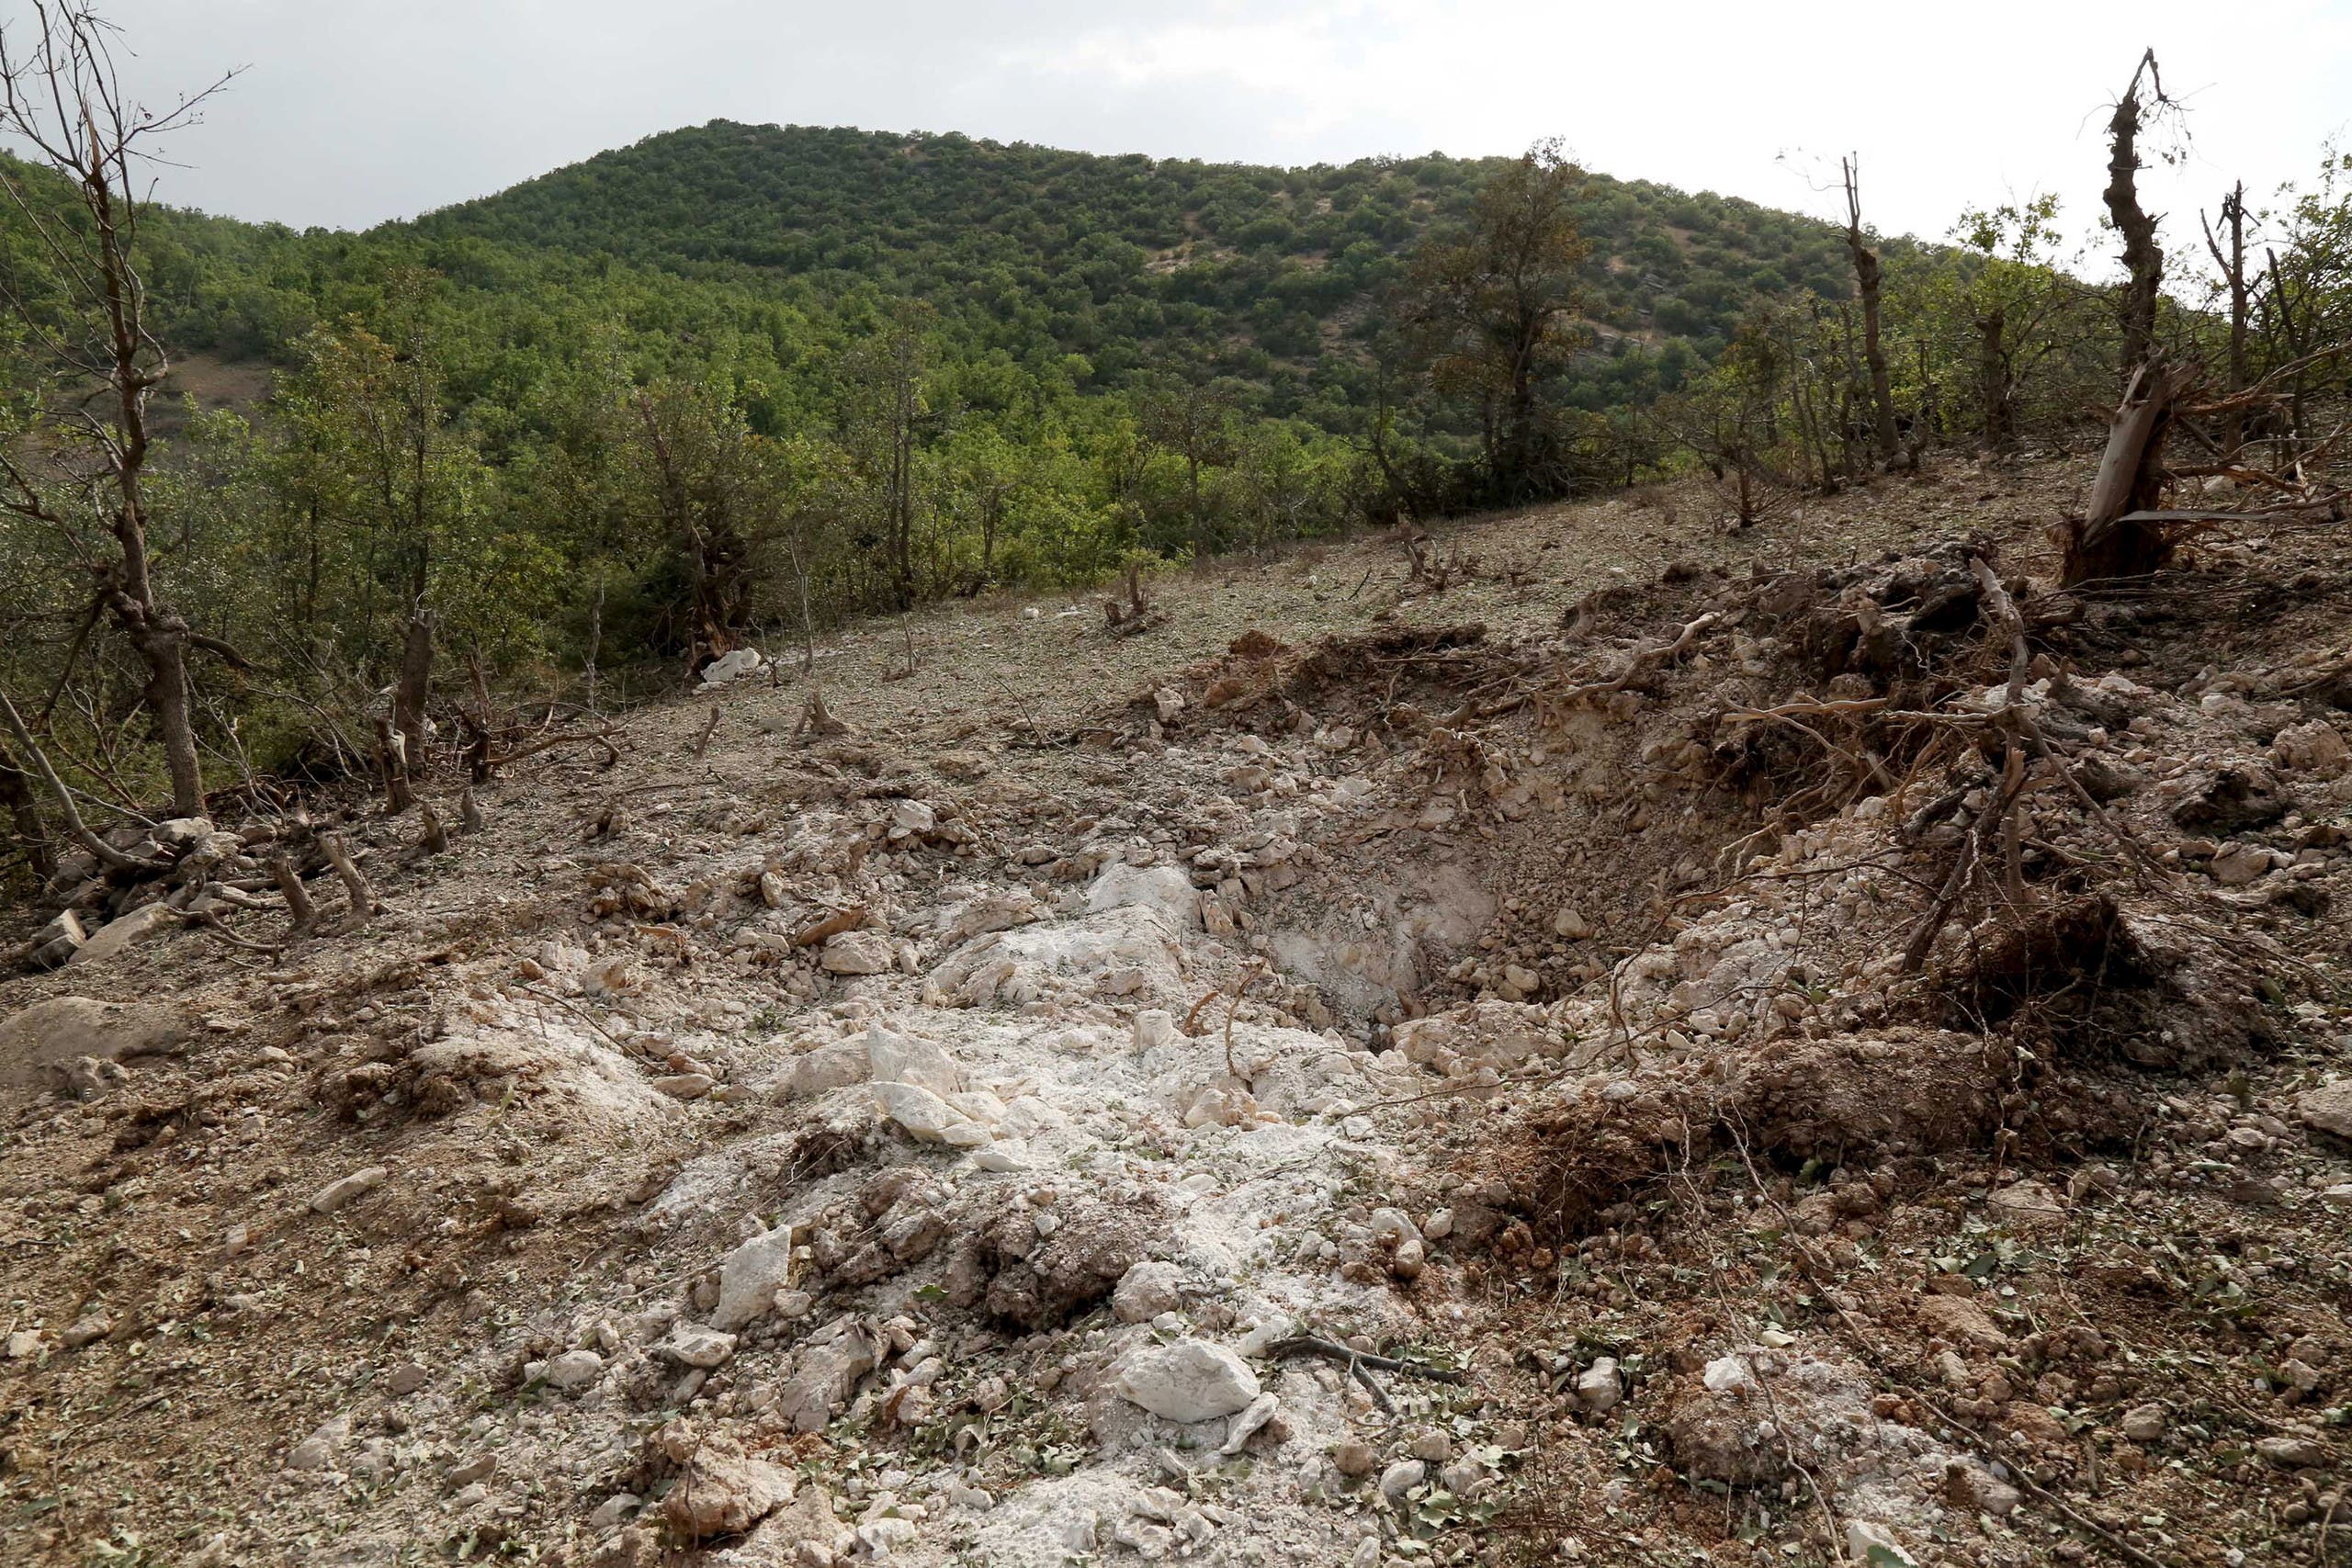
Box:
2105 51 2166 385
374 716 415 813
2062 358 2196 587
796 688 850 739
271 854 315 932
319 832 378 924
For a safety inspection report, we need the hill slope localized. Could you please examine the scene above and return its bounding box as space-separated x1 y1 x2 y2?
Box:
5 457 2349 1565
405 121 1859 408
112 123 1871 425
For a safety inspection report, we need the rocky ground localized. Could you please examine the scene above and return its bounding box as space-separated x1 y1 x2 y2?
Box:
2 451 2348 1568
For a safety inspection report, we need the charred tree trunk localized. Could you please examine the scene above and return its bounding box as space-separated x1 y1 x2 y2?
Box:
2105 51 2167 386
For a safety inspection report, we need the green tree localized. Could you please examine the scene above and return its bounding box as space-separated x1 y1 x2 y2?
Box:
1403 138 1589 503
272 285 503 760
840 309 935 610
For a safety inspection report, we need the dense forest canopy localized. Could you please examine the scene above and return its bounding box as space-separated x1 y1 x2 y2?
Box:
0 8 2346 888
130 121 1871 423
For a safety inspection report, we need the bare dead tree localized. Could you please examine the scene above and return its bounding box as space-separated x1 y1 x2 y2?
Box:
2104 50 2169 384
2200 182 2256 452
2062 50 2188 587
0 5 242 820
1840 156 1903 469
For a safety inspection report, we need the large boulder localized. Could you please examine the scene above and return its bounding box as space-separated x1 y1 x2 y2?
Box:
865 1024 962 1098
1114 1339 1261 1423
2301 1079 2352 1140
0 997 187 1091
65 903 179 969
660 1433 794 1540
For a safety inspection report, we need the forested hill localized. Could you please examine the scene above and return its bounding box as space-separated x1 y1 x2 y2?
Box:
147 122 1866 423
403 122 1855 410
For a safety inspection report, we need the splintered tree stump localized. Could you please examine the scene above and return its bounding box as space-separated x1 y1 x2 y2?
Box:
271 855 314 933
373 716 415 813
2064 358 2194 587
796 688 850 739
319 832 378 923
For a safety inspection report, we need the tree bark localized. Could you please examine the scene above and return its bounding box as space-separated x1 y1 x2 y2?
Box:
271 854 315 932
374 716 415 813
2063 358 2193 586
2202 184 2253 455
393 606 434 750
1843 158 1902 469
2105 52 2166 385
319 832 377 923
1975 307 2015 451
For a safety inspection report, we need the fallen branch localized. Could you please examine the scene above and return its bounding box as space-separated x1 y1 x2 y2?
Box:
490 725 624 771
1264 1336 1467 1384
1557 612 1720 704
791 904 866 947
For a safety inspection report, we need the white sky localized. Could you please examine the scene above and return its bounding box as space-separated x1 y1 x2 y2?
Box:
62 0 2352 270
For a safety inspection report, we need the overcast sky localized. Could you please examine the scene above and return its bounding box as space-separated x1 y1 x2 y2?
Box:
60 0 2352 269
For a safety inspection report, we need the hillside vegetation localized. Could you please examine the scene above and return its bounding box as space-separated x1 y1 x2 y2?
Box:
156 122 1860 419
0 15 2345 876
